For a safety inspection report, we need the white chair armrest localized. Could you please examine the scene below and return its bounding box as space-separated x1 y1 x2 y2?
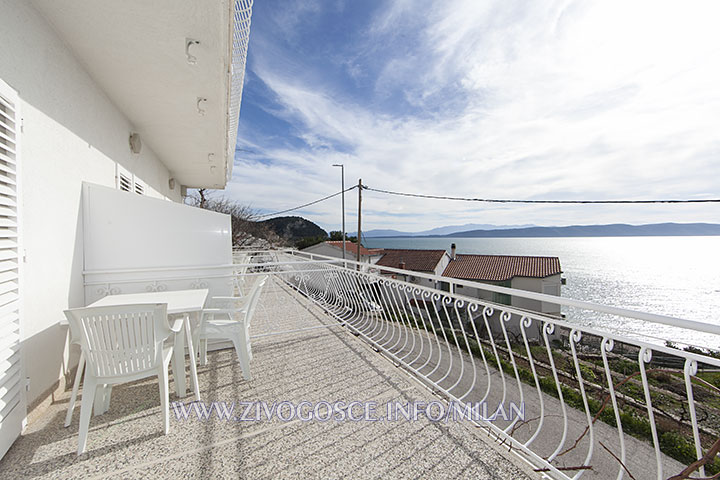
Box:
169 317 184 333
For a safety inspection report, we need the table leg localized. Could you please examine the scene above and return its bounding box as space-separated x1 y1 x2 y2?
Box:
185 312 201 402
173 321 187 398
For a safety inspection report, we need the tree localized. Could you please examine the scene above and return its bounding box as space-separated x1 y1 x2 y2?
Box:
329 231 357 242
295 236 326 249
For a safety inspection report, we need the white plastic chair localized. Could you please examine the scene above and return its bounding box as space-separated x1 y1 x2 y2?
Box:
195 275 268 379
232 253 250 296
196 274 267 364
64 303 181 455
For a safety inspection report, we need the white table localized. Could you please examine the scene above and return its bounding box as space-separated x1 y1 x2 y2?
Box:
89 289 208 401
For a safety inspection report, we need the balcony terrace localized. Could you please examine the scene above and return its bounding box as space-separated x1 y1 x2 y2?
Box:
0 274 531 479
0 250 717 479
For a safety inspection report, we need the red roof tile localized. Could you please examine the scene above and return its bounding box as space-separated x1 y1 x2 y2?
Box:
376 249 447 272
325 241 374 256
442 254 562 281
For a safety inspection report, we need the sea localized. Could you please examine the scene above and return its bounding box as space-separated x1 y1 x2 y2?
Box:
363 236 720 350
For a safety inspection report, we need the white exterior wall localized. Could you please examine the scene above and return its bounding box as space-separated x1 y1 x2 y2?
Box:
1 0 181 407
435 254 450 276
368 253 384 265
454 284 494 302
511 274 562 315
451 274 562 316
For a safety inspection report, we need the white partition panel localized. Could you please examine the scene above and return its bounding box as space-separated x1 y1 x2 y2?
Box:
83 182 230 271
82 182 233 306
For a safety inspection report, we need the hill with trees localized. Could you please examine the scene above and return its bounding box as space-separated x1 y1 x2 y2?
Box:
259 216 328 247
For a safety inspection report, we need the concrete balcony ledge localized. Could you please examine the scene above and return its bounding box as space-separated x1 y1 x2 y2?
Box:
0 280 533 479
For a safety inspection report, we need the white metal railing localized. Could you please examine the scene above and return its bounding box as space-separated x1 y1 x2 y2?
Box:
238 249 720 480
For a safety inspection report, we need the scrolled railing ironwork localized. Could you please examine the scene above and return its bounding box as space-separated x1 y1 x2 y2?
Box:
237 249 720 480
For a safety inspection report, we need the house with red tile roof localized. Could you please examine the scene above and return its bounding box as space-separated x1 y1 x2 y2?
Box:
442 246 563 316
375 248 451 290
302 241 384 264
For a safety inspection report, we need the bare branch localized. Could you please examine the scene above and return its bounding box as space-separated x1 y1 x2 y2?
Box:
599 441 637 480
668 437 720 480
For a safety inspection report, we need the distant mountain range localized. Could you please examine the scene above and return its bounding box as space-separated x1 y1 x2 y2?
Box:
354 223 535 238
355 222 720 238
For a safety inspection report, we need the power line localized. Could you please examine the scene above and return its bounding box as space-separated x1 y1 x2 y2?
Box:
364 186 720 205
256 186 358 219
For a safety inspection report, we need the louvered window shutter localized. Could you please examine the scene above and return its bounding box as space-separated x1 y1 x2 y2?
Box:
118 173 132 192
0 79 24 460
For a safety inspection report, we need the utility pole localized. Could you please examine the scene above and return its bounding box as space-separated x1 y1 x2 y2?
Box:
332 164 346 262
356 178 362 268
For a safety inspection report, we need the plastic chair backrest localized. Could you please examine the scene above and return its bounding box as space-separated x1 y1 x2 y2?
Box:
240 275 268 329
234 253 249 275
64 303 169 378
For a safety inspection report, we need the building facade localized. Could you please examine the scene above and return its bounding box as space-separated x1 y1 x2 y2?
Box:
442 251 564 316
0 0 253 458
375 249 451 290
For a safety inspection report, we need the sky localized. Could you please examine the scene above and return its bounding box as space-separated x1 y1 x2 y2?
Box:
225 0 720 233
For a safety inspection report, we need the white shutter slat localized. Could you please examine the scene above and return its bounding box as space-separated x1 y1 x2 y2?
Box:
0 363 20 394
0 312 18 338
0 368 21 405
0 300 18 319
0 142 15 156
0 356 20 390
0 239 16 251
0 206 17 217
0 173 16 187
0 131 14 149
0 106 15 126
0 393 20 424
0 96 15 113
0 272 17 286
0 251 17 262
0 391 20 423
0 219 17 228
0 260 17 274
0 185 15 198
0 116 15 135
0 151 15 166
0 292 18 310
0 163 15 176
0 336 18 365
0 380 21 417
0 331 19 362
0 282 18 297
